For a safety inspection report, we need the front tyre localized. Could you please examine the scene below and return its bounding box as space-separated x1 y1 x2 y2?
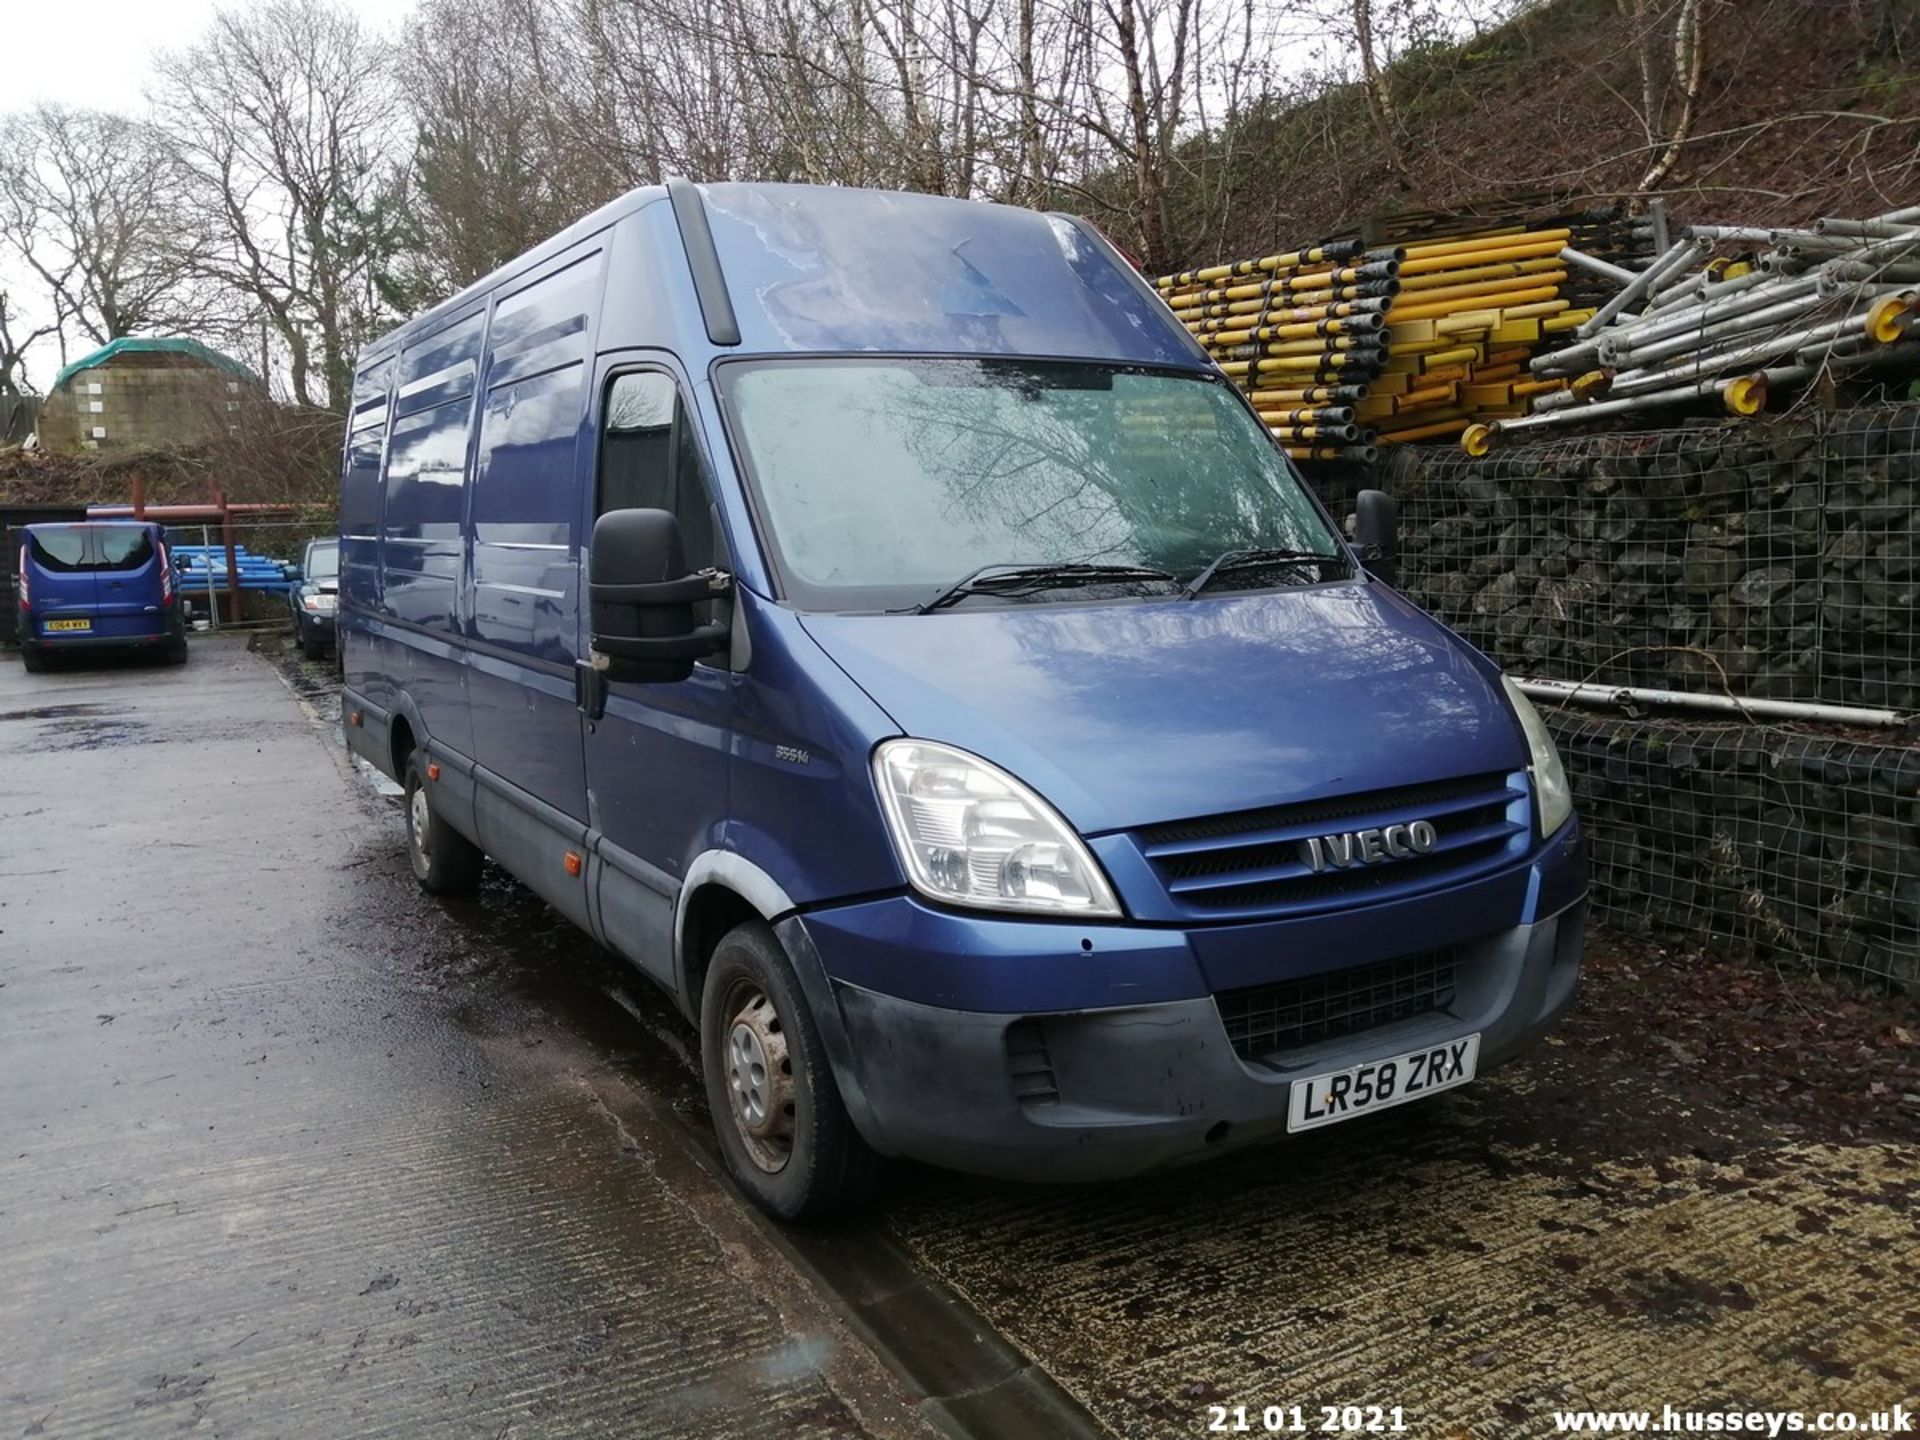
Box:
701 921 879 1220
403 749 483 895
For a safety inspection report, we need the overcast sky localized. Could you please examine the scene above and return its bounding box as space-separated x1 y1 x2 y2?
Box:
9 0 415 107
4 0 416 388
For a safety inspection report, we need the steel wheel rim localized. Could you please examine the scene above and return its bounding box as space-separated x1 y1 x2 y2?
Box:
723 985 795 1173
409 786 430 858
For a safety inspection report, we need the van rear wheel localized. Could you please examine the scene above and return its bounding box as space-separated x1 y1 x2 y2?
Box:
20 644 46 674
403 750 483 895
701 921 879 1221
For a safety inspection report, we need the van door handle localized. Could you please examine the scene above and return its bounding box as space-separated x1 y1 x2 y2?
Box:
575 659 608 723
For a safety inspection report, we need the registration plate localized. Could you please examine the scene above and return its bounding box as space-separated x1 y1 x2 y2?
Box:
45 618 92 632
1286 1033 1480 1133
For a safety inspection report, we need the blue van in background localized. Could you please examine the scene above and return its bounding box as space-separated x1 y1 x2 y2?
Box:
339 181 1587 1219
15 521 188 672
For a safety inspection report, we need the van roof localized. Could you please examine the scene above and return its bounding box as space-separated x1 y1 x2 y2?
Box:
24 519 155 530
698 184 1208 366
360 182 1209 373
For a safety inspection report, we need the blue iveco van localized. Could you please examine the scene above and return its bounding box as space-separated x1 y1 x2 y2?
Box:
339 181 1587 1218
15 520 188 672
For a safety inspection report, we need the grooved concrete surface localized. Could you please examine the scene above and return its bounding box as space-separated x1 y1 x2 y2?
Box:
0 640 935 1440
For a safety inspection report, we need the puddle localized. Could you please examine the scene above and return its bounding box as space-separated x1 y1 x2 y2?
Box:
0 704 127 722
34 719 150 751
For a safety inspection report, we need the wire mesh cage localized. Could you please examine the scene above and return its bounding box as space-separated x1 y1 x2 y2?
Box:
1325 399 1920 983
1383 401 1920 710
1547 711 1920 984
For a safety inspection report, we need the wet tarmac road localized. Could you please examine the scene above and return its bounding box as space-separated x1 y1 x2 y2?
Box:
4 637 1916 1439
0 639 945 1439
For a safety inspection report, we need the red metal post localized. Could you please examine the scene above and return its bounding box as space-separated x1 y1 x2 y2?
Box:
131 471 147 518
219 490 242 624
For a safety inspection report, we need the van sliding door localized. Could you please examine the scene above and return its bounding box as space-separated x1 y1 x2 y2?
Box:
463 243 607 926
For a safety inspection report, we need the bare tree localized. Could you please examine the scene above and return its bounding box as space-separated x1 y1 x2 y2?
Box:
0 106 209 348
1 290 58 442
1352 0 1411 187
399 0 612 292
1630 0 1708 196
154 0 403 410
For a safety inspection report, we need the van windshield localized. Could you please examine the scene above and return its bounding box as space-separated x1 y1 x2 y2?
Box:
717 359 1343 611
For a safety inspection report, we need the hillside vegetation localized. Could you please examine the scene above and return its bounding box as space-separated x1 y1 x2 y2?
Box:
1175 0 1919 267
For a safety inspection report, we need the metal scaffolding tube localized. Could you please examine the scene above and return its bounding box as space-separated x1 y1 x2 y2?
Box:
1576 237 1705 338
1533 268 1777 376
1598 274 1823 360
1605 286 1848 368
1812 216 1920 240
1685 225 1781 244
1608 312 1875 395
1483 374 1738 434
1559 246 1638 286
1514 678 1905 727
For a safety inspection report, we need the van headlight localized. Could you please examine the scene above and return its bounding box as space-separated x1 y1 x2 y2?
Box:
872 739 1121 917
1501 676 1573 838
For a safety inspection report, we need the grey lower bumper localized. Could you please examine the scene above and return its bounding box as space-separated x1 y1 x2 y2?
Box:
821 900 1586 1182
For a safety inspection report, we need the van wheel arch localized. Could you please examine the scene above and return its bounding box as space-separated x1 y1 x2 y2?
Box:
677 882 761 1022
387 713 416 785
672 862 883 1157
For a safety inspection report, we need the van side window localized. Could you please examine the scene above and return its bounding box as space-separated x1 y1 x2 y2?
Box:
598 372 719 570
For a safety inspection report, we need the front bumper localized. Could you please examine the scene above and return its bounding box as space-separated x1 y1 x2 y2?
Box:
792 820 1588 1182
28 626 175 650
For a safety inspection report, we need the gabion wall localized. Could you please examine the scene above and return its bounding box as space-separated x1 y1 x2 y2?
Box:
1384 403 1920 710
1549 712 1920 984
1316 402 1920 986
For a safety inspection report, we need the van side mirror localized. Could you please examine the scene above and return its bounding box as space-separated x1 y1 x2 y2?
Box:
588 508 731 684
1353 489 1399 587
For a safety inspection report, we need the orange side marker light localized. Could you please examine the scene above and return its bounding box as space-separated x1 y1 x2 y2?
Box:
564 851 583 878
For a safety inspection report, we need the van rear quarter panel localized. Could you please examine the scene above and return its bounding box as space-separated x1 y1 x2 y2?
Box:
369 307 484 760
341 357 392 706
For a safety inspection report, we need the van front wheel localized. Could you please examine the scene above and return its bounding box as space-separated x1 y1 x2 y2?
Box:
701 921 879 1221
404 750 483 895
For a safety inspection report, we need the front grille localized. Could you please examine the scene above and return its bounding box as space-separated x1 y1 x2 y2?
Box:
1217 948 1457 1060
1134 771 1526 919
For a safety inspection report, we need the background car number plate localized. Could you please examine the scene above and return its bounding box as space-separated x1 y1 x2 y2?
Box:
46 618 92 632
1286 1034 1481 1132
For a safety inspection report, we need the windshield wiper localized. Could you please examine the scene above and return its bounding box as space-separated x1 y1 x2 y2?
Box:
1182 546 1349 600
912 562 1178 614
